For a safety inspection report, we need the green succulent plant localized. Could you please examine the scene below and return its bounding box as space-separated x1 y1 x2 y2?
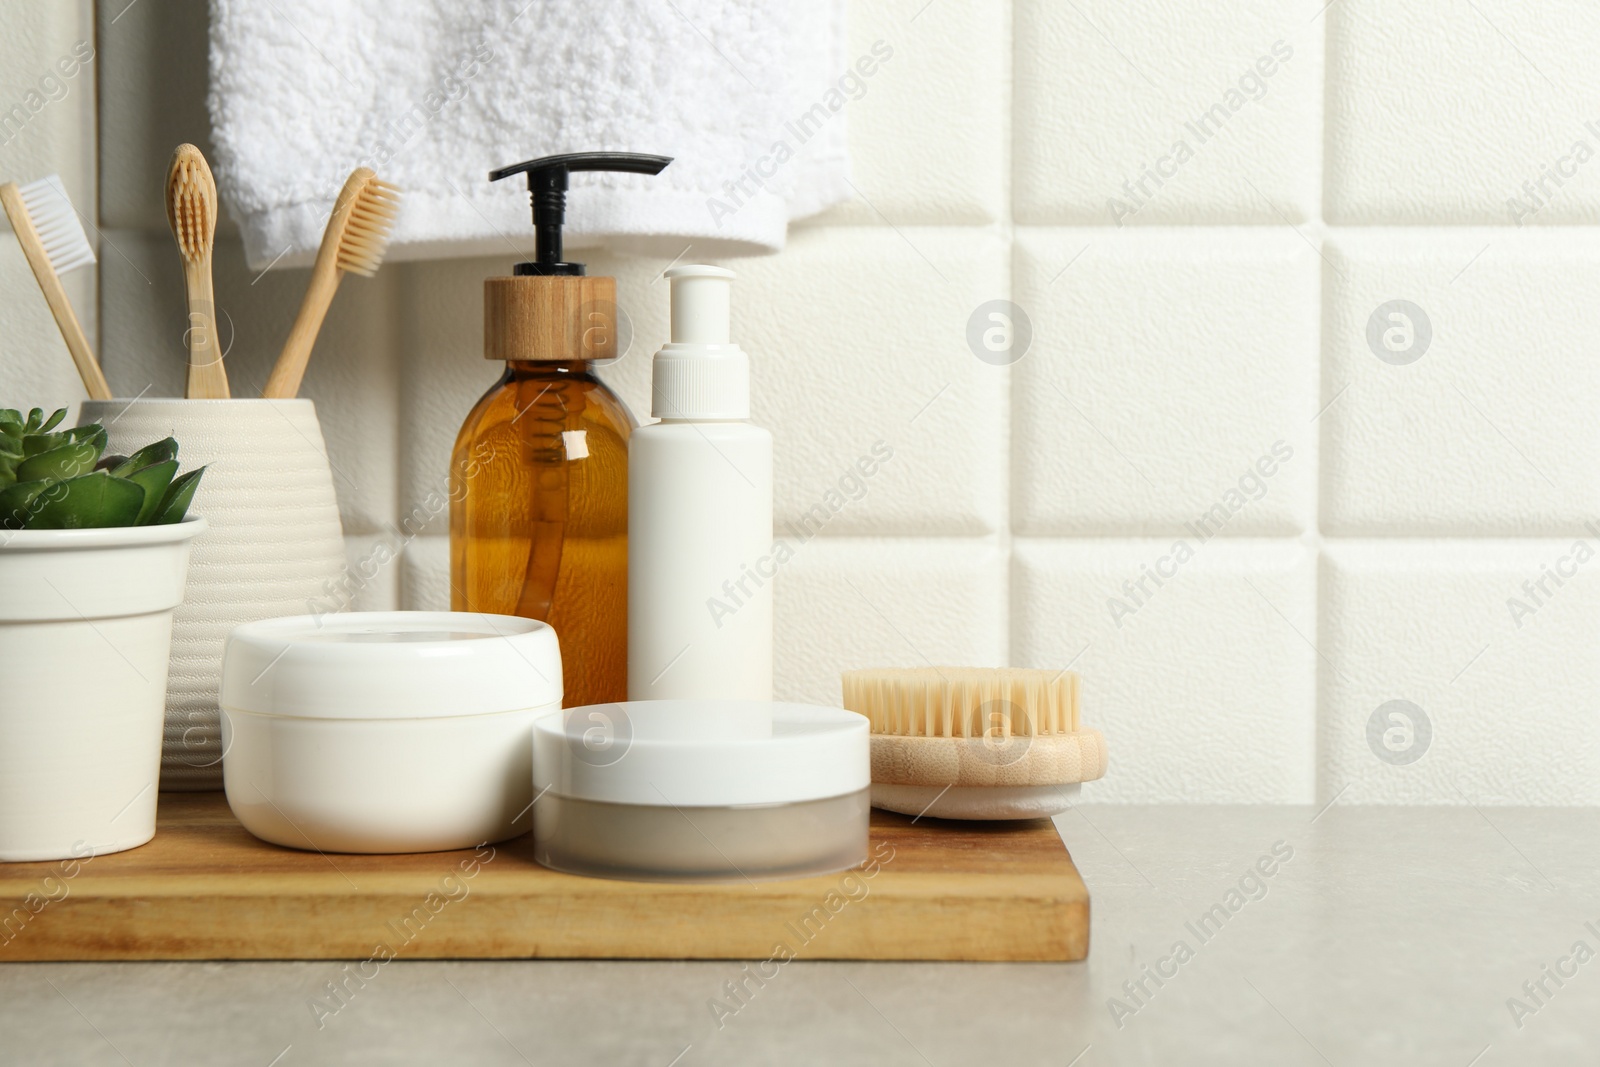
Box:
0 407 205 531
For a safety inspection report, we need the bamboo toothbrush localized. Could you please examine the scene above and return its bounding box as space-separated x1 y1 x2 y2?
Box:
262 168 400 399
165 144 229 399
0 174 112 400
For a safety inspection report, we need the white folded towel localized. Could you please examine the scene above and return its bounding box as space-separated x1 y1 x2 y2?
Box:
208 0 852 270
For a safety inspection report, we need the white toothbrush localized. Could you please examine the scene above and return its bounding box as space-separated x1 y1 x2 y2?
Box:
0 173 112 400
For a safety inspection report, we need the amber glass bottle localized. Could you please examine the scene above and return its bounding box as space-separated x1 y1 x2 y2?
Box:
455 150 668 707
451 358 633 708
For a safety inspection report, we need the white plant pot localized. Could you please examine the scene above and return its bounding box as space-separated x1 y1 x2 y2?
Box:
0 518 205 861
78 399 347 791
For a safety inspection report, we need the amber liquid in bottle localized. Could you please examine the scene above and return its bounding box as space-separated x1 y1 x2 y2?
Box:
450 359 633 708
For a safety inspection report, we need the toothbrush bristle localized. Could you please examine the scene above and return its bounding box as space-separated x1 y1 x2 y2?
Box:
16 174 95 276
165 145 216 263
335 175 400 277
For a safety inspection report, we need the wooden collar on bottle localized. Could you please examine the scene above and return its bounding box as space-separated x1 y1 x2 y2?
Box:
483 275 618 362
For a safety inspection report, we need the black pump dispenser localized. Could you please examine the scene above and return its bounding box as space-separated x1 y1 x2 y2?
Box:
489 152 672 276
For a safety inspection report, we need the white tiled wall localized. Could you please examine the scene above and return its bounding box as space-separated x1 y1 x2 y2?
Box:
7 0 1597 804
0 0 96 404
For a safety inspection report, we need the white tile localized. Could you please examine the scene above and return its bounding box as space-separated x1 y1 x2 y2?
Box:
95 0 214 232
0 243 94 411
393 254 503 531
98 232 399 535
0 1 96 187
735 227 1007 536
400 535 449 612
1013 539 1316 803
94 230 187 399
1321 230 1600 535
801 0 1006 227
415 229 1007 538
774 537 1006 707
0 0 98 409
1320 541 1600 804
1326 0 1600 225
330 534 402 613
1014 0 1324 225
1013 228 1318 536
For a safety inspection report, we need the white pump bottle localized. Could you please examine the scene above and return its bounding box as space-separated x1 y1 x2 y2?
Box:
628 266 774 700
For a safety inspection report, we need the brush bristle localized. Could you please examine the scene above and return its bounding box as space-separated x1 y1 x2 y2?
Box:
166 146 216 263
335 174 400 277
841 667 1081 738
16 174 94 275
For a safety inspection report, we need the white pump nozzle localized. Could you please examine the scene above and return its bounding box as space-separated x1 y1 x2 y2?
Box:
666 265 734 344
652 264 748 420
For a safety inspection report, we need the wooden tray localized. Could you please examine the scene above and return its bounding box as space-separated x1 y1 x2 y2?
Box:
0 795 1088 962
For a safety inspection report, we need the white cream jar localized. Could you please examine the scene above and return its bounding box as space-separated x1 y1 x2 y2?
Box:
221 612 561 853
532 700 870 882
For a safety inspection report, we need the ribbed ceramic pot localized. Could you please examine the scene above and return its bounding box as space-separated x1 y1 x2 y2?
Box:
78 399 346 790
0 518 205 860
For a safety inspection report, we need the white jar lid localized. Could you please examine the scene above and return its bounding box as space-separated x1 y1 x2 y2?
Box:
222 611 562 719
533 701 869 807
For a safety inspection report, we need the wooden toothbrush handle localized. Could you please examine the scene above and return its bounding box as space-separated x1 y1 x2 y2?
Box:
183 255 230 399
262 262 341 399
1 182 113 400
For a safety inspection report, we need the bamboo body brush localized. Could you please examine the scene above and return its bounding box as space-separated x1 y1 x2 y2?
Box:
841 667 1108 820
262 168 399 399
166 145 229 399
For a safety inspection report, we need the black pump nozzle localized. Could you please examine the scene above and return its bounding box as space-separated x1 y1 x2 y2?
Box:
489 152 672 276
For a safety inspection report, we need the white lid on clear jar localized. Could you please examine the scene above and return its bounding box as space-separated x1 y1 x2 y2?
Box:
532 700 869 807
221 611 562 719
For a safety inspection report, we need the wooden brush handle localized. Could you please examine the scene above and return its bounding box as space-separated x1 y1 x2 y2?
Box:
262 259 341 399
1 182 113 400
262 177 364 400
183 254 230 399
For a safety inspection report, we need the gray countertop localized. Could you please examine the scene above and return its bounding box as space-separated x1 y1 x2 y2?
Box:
1 805 1596 1066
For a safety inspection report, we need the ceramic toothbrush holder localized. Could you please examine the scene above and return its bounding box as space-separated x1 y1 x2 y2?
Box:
78 398 347 790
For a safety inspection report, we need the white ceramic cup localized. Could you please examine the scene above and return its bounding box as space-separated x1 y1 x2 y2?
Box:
0 518 206 861
77 399 346 791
